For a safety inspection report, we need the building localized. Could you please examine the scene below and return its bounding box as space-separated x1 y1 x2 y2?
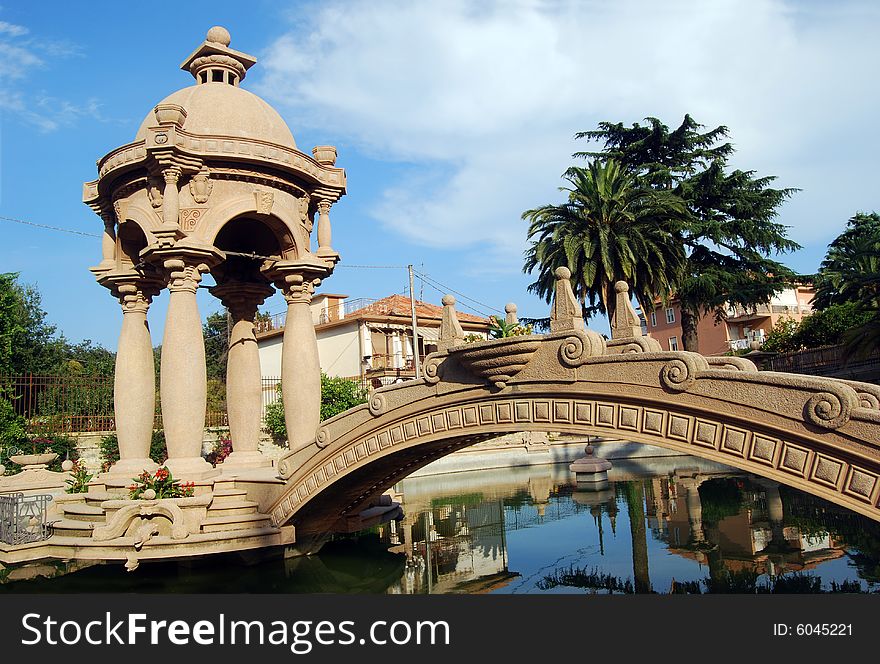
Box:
643 284 816 355
256 293 490 387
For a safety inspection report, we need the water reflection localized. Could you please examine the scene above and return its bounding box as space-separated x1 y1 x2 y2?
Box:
383 459 880 594
2 457 879 593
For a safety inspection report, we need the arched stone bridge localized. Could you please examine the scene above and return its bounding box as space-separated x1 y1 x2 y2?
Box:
270 277 880 534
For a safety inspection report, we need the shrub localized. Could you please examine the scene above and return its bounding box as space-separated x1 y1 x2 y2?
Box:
129 467 193 500
100 430 168 471
65 460 93 494
264 374 368 443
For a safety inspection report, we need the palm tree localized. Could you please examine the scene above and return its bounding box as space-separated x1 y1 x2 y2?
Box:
814 212 880 359
523 159 686 323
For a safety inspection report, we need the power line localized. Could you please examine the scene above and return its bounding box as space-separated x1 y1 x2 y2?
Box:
2 213 502 317
412 268 503 316
0 215 101 238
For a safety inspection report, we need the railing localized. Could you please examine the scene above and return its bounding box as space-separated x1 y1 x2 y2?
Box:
255 297 411 335
0 374 284 434
0 493 53 545
767 345 880 376
726 304 812 319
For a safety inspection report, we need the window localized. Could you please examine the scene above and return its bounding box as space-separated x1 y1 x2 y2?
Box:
650 311 657 327
669 336 679 351
665 307 675 324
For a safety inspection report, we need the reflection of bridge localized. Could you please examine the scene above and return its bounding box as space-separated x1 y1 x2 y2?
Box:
270 272 880 536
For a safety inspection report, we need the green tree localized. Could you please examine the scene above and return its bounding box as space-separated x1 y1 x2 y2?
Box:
264 373 368 443
523 159 686 322
813 212 880 310
812 212 880 358
760 303 872 353
0 273 60 374
575 115 800 351
203 310 229 381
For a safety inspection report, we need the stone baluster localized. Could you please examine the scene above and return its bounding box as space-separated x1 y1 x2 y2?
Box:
212 282 273 469
315 199 334 257
438 294 465 351
160 258 215 478
162 167 181 229
279 273 322 453
504 302 518 326
108 282 159 477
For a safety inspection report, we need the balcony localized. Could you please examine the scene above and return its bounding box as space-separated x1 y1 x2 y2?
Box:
726 304 812 322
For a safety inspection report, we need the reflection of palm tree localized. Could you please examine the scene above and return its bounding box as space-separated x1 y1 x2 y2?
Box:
622 481 652 593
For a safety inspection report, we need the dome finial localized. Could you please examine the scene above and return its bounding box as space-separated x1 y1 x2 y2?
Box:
206 26 231 46
181 26 257 85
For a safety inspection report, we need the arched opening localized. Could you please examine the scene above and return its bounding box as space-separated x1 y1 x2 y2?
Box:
212 215 291 283
117 221 148 269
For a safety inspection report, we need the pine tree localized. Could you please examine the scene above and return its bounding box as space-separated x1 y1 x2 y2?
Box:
573 115 800 351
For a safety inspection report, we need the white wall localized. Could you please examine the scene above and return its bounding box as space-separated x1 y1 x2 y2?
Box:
316 321 361 377
259 334 284 378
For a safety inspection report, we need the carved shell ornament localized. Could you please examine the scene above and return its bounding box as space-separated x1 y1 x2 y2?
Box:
189 168 213 204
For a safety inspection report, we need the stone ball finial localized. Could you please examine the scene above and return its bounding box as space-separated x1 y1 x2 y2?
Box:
614 281 629 293
61 459 75 471
505 302 517 314
555 266 571 280
442 294 456 306
206 26 231 46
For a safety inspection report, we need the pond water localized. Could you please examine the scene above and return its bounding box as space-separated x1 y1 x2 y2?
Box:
2 455 879 593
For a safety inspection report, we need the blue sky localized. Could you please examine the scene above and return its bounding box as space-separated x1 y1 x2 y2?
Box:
1 0 878 350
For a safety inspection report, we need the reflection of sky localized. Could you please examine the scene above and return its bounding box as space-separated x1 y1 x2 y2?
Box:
480 481 877 594
498 498 713 594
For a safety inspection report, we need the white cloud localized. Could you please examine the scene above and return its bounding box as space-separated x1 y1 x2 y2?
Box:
257 0 880 267
0 18 94 132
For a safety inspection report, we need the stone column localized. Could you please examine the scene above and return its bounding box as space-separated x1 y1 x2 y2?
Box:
279 274 322 453
315 199 333 256
101 215 117 266
681 477 705 544
160 258 215 478
212 281 273 469
162 167 181 229
108 282 159 477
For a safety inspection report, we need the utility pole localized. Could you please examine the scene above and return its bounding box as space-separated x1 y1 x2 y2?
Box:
408 264 422 379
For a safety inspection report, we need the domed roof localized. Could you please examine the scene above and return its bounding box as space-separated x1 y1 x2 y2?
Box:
135 83 297 150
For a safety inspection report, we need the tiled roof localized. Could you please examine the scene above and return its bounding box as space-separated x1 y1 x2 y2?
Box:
346 294 487 324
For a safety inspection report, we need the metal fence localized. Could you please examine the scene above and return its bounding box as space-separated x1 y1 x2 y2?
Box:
0 374 284 434
766 345 880 379
0 493 53 545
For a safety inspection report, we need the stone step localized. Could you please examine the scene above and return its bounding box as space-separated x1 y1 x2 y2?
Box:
207 500 260 517
50 519 95 538
61 503 107 523
210 489 249 506
201 513 271 533
84 491 118 506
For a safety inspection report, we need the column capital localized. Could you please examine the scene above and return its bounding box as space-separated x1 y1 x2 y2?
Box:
315 198 332 215
164 259 209 293
163 165 182 183
211 280 274 320
117 283 155 314
142 239 224 288
263 259 332 305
